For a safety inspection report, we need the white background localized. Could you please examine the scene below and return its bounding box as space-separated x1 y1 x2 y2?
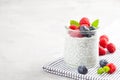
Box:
0 0 120 80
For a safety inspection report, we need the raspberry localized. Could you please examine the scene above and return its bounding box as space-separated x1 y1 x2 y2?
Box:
79 17 90 27
100 35 109 41
106 63 116 74
99 46 107 56
99 38 108 48
69 25 78 30
107 43 116 53
80 24 89 27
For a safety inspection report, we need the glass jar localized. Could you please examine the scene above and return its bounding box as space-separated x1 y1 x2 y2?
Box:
64 28 99 68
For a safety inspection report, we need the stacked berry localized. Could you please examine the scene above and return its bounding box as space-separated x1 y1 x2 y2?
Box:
68 17 99 38
99 35 116 56
97 59 116 74
77 60 117 75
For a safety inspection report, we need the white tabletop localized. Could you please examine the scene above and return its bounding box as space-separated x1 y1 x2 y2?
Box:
0 0 120 80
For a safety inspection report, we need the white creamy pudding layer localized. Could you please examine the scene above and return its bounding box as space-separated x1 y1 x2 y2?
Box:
64 35 98 68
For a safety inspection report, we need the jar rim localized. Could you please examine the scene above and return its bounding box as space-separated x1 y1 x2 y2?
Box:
65 26 98 32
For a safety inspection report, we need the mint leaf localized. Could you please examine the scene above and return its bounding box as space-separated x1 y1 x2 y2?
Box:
70 20 80 27
91 19 99 28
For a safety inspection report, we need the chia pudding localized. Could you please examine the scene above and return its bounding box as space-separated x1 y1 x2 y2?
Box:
64 18 99 68
64 31 98 68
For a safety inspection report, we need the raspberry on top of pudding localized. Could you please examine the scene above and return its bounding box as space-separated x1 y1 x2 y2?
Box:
68 17 99 38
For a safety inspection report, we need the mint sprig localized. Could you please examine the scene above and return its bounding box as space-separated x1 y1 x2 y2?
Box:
91 19 99 28
70 20 80 27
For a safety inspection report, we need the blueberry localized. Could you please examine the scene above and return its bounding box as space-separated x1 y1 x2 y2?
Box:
78 65 88 74
89 26 96 30
86 34 92 37
80 26 91 37
80 26 89 31
99 59 108 67
89 31 95 36
89 26 96 36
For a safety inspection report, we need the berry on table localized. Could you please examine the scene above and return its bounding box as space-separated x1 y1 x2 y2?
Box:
100 35 109 42
106 63 116 74
99 46 107 56
78 65 88 74
99 59 108 67
103 66 110 73
97 67 104 74
99 38 108 48
107 43 116 53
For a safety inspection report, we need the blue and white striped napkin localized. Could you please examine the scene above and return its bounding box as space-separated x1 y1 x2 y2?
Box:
43 50 120 80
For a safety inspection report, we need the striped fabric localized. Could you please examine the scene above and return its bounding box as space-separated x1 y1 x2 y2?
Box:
43 50 120 80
